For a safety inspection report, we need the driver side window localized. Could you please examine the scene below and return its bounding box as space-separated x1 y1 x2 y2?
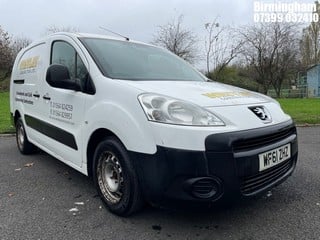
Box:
51 41 88 84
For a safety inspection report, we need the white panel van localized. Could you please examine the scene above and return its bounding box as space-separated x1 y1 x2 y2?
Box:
10 33 298 216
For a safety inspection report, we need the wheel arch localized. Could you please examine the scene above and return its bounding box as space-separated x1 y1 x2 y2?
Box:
86 128 119 178
13 110 22 125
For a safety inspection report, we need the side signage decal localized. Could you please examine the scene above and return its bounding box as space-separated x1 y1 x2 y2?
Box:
15 91 34 105
19 56 40 74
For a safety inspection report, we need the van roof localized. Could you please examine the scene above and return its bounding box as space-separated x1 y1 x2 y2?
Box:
18 32 159 60
26 32 152 50
56 32 153 46
51 32 127 41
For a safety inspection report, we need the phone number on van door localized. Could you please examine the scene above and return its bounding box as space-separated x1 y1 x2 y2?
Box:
50 102 73 120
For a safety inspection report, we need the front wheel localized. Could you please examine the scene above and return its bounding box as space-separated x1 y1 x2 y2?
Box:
93 137 144 216
15 117 37 154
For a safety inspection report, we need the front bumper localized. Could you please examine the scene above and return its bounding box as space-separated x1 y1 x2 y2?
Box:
130 120 298 204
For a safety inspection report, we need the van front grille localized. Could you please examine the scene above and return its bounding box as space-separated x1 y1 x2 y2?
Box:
240 159 294 195
233 127 296 152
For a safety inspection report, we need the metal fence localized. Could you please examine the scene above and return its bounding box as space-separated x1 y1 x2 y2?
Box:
267 87 309 98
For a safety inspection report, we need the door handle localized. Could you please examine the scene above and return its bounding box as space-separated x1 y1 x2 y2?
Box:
43 96 51 100
33 94 40 98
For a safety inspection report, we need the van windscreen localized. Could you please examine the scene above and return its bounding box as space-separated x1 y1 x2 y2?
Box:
80 38 205 81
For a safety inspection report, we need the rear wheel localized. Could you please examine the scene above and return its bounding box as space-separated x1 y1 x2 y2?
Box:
93 137 144 216
15 117 37 154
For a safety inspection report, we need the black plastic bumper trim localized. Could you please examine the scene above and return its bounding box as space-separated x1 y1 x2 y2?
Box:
24 114 78 150
130 120 298 204
205 120 295 152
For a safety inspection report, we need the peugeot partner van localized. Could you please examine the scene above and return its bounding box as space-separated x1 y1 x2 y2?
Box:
10 32 298 216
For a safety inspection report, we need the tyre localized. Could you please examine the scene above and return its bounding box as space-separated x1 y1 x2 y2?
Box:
93 137 144 216
15 117 37 154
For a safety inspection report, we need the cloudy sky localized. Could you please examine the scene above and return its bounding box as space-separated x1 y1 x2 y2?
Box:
0 0 315 69
1 0 254 42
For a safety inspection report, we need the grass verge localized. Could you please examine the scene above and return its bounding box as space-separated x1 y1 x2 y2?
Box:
0 91 14 133
278 98 320 125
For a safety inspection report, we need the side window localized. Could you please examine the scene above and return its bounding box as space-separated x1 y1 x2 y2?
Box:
51 41 88 83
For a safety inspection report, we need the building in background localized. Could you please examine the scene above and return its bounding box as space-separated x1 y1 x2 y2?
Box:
307 64 320 97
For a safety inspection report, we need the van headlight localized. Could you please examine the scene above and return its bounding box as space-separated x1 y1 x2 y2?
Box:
138 93 225 126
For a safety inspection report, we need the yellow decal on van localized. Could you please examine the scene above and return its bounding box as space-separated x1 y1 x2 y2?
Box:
19 56 40 70
203 91 252 99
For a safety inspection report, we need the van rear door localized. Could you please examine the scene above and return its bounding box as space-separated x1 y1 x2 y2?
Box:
12 43 46 142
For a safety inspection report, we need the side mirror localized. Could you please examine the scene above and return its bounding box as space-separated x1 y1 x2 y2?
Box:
46 64 82 91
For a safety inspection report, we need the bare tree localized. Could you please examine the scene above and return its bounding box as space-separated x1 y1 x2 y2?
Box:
11 36 32 58
239 22 299 97
152 15 198 63
204 19 222 75
204 20 243 79
300 1 320 67
45 25 79 35
0 26 13 81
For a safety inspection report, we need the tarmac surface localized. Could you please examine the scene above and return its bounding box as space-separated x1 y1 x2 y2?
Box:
0 127 319 240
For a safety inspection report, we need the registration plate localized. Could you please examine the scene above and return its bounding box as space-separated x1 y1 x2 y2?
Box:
259 144 291 171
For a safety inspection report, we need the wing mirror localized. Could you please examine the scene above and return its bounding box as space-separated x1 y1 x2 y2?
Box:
46 64 82 91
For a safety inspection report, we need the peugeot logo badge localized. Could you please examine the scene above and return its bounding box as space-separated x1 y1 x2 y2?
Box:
249 106 272 123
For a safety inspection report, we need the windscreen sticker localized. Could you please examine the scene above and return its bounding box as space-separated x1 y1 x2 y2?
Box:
15 91 34 105
202 91 253 100
19 56 40 74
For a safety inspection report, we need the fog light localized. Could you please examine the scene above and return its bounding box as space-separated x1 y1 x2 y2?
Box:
184 177 222 199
